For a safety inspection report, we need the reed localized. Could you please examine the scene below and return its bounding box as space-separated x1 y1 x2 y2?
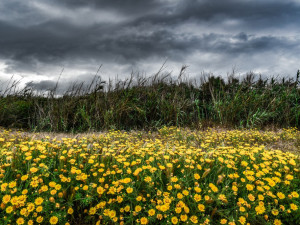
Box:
0 68 299 132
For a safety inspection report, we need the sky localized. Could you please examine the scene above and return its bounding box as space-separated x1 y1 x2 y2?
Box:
0 0 300 91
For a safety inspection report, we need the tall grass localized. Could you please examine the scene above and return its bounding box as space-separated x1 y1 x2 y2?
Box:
0 68 299 132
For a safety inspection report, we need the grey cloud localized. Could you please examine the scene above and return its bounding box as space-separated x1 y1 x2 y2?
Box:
25 73 105 95
123 0 300 31
56 0 300 25
1 16 299 74
60 0 162 13
0 0 299 84
201 33 300 54
26 80 56 91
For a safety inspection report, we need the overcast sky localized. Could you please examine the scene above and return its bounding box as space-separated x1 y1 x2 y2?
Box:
0 0 300 91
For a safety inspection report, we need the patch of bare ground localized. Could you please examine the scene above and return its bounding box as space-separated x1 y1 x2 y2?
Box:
265 133 300 155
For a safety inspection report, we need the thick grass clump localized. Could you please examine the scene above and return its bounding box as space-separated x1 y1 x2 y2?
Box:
0 69 299 132
0 127 299 224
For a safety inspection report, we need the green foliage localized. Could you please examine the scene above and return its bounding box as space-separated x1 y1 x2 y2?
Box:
0 70 299 132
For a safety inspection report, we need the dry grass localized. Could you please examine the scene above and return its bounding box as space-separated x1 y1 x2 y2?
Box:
3 126 299 155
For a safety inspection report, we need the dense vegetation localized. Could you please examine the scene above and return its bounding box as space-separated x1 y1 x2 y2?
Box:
0 69 299 132
0 127 299 225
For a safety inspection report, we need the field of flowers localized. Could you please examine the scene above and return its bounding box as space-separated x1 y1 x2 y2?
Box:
0 127 299 225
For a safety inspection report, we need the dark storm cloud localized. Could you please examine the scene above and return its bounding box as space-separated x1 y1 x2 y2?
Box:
55 0 300 30
120 0 300 30
0 0 300 83
59 0 162 14
175 0 300 27
1 19 297 70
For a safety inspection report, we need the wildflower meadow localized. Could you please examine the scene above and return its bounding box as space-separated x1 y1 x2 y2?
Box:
0 127 299 225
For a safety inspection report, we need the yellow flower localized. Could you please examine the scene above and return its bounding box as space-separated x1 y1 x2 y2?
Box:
220 219 227 224
180 214 188 222
198 204 205 212
272 209 279 216
148 209 155 216
135 205 142 212
238 216 246 225
159 165 165 170
177 193 183 199
194 194 202 202
126 187 133 194
140 217 148 225
209 183 218 192
239 207 246 212
280 205 285 211
41 185 48 192
194 173 200 180
290 203 298 211
97 186 104 195
166 163 173 168
218 194 227 203
49 216 59 225
258 194 264 201
37 216 44 223
144 176 152 182
21 175 28 181
27 203 35 212
241 161 248 167
277 192 285 200
190 215 198 224
124 205 130 212
2 195 11 204
30 180 39 188
182 190 189 196
184 206 190 214
30 167 38 173
194 186 202 193
246 184 254 191
171 177 178 182
83 185 88 191
20 208 28 216
291 191 299 198
232 185 238 192
6 206 13 214
34 197 44 205
36 206 43 212
89 207 97 215
49 182 56 188
273 219 282 225
171 216 178 224
108 209 116 218
248 194 255 201
175 207 182 214
16 217 25 225
160 204 169 212
255 204 266 215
